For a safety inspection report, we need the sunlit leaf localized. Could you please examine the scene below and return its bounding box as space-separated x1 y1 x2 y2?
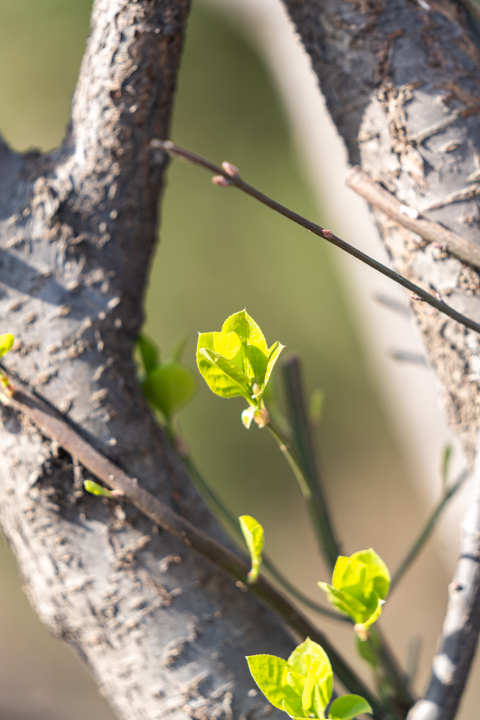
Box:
0 333 14 359
197 334 251 399
222 309 268 383
246 655 289 711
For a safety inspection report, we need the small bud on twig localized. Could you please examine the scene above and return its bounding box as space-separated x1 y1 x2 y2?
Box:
322 229 333 239
222 161 239 178
212 175 233 187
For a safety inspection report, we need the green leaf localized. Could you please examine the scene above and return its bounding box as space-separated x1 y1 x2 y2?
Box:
197 334 252 398
255 341 284 398
282 697 308 719
142 362 196 418
137 334 159 374
320 549 390 625
318 583 368 624
239 515 264 583
222 310 268 384
0 333 14 359
329 695 372 720
246 655 289 711
288 639 330 679
302 656 330 718
84 480 114 498
350 549 390 601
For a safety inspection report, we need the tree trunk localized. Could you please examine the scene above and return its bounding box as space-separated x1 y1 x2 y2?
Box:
281 0 480 461
0 2 296 718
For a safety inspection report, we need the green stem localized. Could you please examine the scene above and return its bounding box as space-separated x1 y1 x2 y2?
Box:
368 627 415 711
390 470 467 592
181 452 348 622
281 355 341 571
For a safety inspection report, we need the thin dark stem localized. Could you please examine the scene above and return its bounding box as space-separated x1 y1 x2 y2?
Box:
391 470 468 592
3 371 384 717
157 141 480 337
281 355 341 571
181 451 348 622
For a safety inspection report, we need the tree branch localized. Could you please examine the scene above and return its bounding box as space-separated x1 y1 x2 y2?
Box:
407 441 480 720
3 369 385 718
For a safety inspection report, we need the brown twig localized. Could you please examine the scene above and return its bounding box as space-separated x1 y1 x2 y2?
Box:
345 166 480 269
2 371 385 717
156 141 480 337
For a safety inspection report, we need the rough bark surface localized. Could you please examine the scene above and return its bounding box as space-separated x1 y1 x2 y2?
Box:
282 0 480 461
0 2 296 719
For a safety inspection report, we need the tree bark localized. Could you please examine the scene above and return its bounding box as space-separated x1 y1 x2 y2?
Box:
281 0 480 461
0 2 297 718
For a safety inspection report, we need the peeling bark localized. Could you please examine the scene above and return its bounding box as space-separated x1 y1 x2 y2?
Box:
0 1 297 718
282 0 480 460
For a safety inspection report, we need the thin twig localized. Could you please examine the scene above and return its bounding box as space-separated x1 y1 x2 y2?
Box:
3 371 384 716
281 355 341 570
157 141 480 336
181 452 349 622
390 470 468 593
407 443 480 720
345 166 480 269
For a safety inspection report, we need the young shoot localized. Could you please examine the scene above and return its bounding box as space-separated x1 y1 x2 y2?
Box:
196 309 284 428
239 515 264 584
318 549 390 640
247 638 372 719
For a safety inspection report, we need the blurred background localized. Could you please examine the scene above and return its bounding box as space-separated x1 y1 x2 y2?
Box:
0 0 476 718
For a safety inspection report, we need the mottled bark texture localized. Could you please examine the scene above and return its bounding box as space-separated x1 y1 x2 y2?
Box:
0 2 297 719
282 0 480 460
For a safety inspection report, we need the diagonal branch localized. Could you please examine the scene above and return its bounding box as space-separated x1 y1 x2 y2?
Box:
158 141 480 336
3 370 385 718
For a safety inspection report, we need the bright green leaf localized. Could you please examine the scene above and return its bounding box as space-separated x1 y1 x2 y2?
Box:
0 333 14 359
318 583 368 624
288 639 330 679
222 310 268 384
84 480 114 498
142 362 196 418
302 655 330 718
319 549 390 626
239 515 264 583
282 697 308 719
137 334 159 374
351 550 390 601
197 333 252 399
256 341 284 398
212 331 244 367
329 695 372 720
246 655 289 711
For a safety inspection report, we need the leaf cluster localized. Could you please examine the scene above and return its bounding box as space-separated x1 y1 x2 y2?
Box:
196 310 283 425
247 639 371 719
318 550 390 631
